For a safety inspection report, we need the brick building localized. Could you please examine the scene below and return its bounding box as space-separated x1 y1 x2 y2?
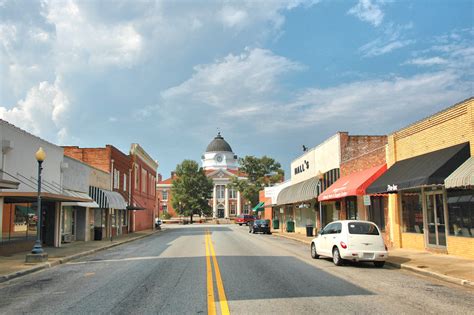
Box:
156 175 176 218
129 144 158 231
63 145 131 237
367 97 473 258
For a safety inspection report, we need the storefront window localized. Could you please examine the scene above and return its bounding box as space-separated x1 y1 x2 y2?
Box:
447 191 473 238
346 197 358 220
369 197 385 231
1 203 37 244
401 192 423 233
62 206 74 235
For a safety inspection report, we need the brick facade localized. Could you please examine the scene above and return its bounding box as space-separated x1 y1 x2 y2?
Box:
386 97 473 259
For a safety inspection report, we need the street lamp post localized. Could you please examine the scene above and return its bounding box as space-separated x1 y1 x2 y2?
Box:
26 147 48 263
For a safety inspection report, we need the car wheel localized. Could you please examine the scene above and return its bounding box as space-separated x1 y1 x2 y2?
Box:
332 247 343 266
252 230 256 234
374 261 385 268
239 224 242 226
311 243 320 259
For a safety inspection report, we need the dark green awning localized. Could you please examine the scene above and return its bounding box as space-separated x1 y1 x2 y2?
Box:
252 201 265 211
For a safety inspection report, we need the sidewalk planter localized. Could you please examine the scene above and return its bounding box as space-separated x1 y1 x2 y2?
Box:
286 221 295 233
273 219 279 229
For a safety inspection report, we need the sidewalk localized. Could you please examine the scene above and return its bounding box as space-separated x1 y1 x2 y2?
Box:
0 229 160 283
272 231 474 288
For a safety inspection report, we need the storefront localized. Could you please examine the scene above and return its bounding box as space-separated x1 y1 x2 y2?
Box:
88 186 128 240
318 164 389 242
367 142 471 255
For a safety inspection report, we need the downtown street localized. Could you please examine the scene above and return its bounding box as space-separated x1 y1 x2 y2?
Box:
0 225 472 315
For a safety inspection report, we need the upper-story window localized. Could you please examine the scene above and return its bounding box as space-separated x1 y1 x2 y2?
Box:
216 185 225 199
113 169 120 189
228 187 236 199
134 165 139 190
141 168 147 193
123 174 127 192
162 190 168 201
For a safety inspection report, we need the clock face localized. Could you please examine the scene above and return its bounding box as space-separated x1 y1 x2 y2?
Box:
216 155 223 162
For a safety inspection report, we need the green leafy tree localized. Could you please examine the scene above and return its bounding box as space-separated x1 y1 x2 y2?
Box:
171 160 214 223
230 155 284 206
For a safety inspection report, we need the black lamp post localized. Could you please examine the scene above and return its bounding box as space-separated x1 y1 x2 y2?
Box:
31 147 46 255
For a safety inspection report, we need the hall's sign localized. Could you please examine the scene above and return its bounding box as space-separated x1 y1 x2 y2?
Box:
294 160 310 175
387 184 398 192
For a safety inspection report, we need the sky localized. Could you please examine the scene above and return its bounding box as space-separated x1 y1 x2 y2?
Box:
1 0 473 178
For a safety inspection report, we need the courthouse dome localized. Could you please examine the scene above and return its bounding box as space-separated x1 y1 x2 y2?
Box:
206 133 233 153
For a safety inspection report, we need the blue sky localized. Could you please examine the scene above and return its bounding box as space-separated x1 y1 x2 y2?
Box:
1 0 472 177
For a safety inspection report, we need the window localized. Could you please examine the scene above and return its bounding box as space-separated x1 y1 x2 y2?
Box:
322 222 341 234
230 204 236 215
162 190 168 201
369 196 385 231
229 188 236 199
113 169 120 189
162 205 168 213
122 210 127 225
141 168 147 193
345 197 358 220
134 165 139 189
150 175 155 196
217 185 225 199
348 222 379 235
401 192 423 233
448 192 473 238
123 174 127 192
243 204 250 214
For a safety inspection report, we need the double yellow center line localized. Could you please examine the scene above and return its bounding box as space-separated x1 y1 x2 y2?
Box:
205 230 230 315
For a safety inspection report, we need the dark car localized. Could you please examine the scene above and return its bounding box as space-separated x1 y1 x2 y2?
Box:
249 219 271 234
235 214 255 226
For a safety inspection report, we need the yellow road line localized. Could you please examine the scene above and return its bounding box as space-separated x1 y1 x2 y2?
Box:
205 230 216 315
208 231 230 315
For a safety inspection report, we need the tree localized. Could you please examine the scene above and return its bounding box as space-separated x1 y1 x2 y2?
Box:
171 160 214 223
230 155 284 207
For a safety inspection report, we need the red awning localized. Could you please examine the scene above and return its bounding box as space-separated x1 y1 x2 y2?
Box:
318 164 387 202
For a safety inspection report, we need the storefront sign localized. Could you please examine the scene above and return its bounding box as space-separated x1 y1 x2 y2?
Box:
363 195 371 206
387 184 398 192
294 160 310 175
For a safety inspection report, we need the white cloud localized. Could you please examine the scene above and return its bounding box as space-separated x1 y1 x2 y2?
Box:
403 57 448 66
0 78 71 144
359 23 414 57
220 6 249 28
348 0 384 27
360 38 414 57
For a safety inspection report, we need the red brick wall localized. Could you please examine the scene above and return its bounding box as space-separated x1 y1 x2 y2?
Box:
109 145 131 201
130 153 157 231
63 146 111 173
341 146 387 176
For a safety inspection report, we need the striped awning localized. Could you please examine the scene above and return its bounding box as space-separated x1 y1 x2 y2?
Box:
62 190 99 208
89 186 128 209
445 157 473 189
276 177 320 205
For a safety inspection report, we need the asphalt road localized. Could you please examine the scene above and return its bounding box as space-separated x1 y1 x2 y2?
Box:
0 225 472 314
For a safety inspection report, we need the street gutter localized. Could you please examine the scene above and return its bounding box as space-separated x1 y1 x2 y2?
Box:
271 232 474 289
0 229 163 284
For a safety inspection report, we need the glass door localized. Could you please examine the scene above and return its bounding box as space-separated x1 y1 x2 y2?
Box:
426 193 446 247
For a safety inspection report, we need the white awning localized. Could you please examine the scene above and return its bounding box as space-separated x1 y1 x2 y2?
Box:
276 177 320 205
62 190 99 208
445 157 473 189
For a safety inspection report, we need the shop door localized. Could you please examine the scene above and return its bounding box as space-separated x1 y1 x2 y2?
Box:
426 193 446 247
217 206 225 218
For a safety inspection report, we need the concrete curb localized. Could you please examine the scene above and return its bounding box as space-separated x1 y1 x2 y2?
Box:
0 230 161 284
272 232 474 289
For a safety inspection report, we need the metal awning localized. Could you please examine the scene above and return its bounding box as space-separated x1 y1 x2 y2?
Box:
252 202 265 211
445 157 473 189
62 190 99 208
0 179 19 189
89 186 128 210
367 142 470 194
276 177 320 205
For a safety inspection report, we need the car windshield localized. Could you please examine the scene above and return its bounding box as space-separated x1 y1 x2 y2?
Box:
348 222 380 235
255 220 266 224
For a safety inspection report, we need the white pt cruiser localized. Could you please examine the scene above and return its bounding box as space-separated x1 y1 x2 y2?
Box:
311 220 388 267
